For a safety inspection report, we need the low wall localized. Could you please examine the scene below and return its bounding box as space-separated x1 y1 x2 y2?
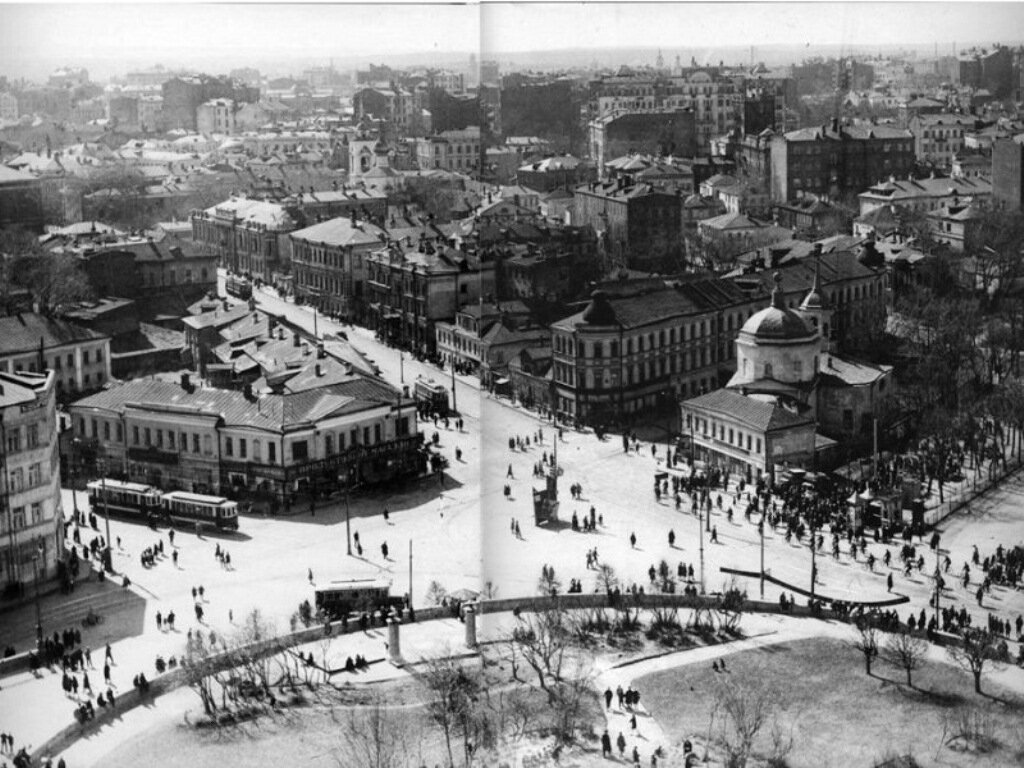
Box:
28 592 966 763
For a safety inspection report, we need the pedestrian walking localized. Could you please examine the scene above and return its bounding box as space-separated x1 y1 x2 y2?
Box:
506 464 514 479
617 732 627 757
103 663 111 684
604 688 613 709
630 532 637 549
308 568 313 583
105 644 113 665
602 730 612 758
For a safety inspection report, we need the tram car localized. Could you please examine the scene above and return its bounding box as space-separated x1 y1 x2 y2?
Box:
86 479 163 520
314 578 402 620
162 491 240 531
86 479 240 531
413 376 449 416
224 275 253 300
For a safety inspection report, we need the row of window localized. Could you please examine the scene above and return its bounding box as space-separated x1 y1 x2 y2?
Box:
692 415 763 456
80 416 410 465
4 422 43 454
7 462 45 493
0 502 45 533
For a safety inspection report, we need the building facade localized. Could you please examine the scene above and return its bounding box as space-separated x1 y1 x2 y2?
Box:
1 370 65 594
549 279 762 424
289 216 386 322
191 198 299 281
770 120 915 203
0 314 111 400
68 377 423 503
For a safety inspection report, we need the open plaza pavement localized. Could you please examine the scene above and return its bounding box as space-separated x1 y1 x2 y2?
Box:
1 281 1023 767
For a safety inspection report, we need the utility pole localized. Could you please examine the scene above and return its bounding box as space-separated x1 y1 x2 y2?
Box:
345 467 352 556
759 514 765 599
698 505 705 594
450 362 457 413
101 471 112 573
408 539 413 613
400 351 404 385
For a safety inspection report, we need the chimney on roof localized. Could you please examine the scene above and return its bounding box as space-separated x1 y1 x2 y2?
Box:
293 332 301 347
316 342 326 359
180 372 192 391
315 363 322 377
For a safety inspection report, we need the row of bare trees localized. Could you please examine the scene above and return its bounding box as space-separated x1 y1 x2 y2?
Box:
854 616 1005 693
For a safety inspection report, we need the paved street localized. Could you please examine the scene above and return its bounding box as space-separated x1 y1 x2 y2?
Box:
1 279 1022 766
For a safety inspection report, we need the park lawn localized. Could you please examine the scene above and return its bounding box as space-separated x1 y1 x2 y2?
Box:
637 637 1024 768
97 703 449 768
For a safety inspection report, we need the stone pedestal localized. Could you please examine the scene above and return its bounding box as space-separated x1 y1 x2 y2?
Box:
388 617 401 662
464 605 477 648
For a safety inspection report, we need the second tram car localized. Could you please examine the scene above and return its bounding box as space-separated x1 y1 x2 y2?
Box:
86 479 240 530
162 491 240 530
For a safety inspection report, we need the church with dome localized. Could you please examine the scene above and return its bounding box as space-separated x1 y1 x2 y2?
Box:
681 264 894 483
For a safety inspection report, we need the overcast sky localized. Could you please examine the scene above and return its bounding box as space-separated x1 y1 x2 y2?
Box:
1 2 1022 81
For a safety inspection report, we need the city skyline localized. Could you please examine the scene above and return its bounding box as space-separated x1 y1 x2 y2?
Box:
1 2 1023 81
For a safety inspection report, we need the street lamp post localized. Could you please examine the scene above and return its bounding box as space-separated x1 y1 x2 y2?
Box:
70 439 79 518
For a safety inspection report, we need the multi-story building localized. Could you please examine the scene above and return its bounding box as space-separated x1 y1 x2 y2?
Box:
413 127 482 173
908 113 971 167
289 216 388 322
926 201 983 252
0 370 65 596
161 75 259 132
68 375 422 501
769 120 915 203
0 92 18 122
0 314 111 399
589 109 697 174
955 45 1016 98
0 165 46 231
191 197 299 281
573 178 686 272
589 70 743 154
196 98 235 135
857 175 992 216
992 136 1024 210
549 278 762 423
353 86 429 136
516 155 593 192
366 239 495 357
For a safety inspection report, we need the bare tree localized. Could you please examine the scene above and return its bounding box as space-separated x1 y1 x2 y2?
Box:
420 652 485 768
511 604 572 699
883 630 928 687
852 617 880 675
946 628 1004 695
333 690 416 768
713 677 775 768
1 228 95 316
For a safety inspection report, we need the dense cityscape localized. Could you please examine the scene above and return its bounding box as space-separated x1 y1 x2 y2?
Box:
1 3 1024 767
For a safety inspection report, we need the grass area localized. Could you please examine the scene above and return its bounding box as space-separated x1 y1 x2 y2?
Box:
638 637 1024 768
99 682 448 768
